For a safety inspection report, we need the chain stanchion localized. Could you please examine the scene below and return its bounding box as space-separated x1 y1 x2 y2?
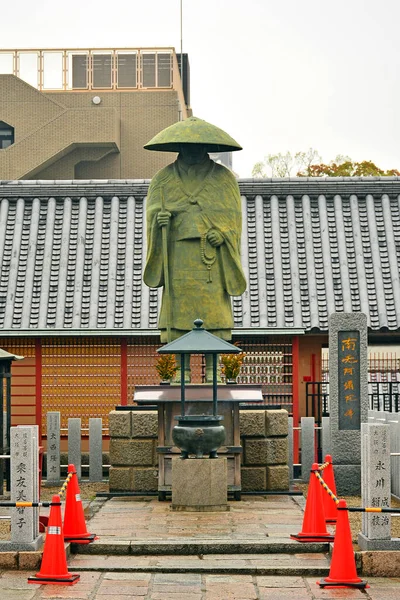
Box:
314 469 340 506
314 467 400 513
58 470 74 499
0 501 60 508
318 460 330 472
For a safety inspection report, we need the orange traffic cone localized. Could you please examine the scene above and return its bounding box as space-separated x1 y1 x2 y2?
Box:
318 499 368 589
321 455 338 523
63 464 97 544
291 463 334 543
28 495 80 585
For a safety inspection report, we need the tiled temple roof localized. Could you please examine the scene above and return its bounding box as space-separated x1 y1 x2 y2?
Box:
0 177 399 334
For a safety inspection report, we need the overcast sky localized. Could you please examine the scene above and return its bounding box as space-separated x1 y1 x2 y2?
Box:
3 0 400 177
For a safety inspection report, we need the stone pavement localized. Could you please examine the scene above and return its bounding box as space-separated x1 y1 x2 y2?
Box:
1 494 400 598
1 571 400 599
78 495 308 542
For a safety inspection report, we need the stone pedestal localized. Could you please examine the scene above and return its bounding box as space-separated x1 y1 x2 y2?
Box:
171 457 228 511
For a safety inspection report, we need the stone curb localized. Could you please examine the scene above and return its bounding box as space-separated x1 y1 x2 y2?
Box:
71 564 330 576
72 538 330 556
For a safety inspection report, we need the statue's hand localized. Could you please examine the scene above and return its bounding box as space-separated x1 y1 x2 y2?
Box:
207 229 224 247
157 210 171 227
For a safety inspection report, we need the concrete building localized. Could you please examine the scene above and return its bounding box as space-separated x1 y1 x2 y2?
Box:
0 48 190 180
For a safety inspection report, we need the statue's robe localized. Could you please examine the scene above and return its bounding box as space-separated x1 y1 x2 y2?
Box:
144 155 246 342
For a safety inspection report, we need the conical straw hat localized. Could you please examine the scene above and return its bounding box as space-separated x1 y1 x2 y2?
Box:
144 116 242 153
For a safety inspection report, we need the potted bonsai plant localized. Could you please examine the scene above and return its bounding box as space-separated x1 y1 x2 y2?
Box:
155 353 177 384
220 344 245 384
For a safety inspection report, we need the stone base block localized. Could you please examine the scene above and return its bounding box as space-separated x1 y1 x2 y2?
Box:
358 549 400 576
358 533 400 551
132 468 158 492
110 439 155 466
333 464 361 495
245 438 288 465
18 551 43 570
109 410 132 438
265 410 288 437
109 467 133 491
266 465 289 491
0 535 44 552
171 457 228 511
132 412 158 438
241 467 266 491
239 411 266 437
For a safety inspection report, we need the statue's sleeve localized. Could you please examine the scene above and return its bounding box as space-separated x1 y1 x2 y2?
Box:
143 177 164 288
204 167 247 296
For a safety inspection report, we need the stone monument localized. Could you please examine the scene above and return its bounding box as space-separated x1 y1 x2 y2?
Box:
328 312 368 495
142 117 250 508
358 422 400 550
143 116 246 382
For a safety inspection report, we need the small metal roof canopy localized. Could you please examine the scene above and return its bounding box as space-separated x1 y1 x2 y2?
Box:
157 319 241 417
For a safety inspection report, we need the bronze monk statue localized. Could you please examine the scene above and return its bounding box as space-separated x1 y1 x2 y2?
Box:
143 117 246 382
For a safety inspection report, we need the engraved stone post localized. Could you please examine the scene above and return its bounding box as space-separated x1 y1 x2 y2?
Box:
89 418 103 482
30 425 39 539
301 417 315 483
46 412 60 486
321 416 331 459
68 418 81 480
0 426 44 551
358 423 400 550
329 313 368 494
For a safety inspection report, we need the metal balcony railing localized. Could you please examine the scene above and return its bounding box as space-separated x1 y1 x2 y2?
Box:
0 47 182 94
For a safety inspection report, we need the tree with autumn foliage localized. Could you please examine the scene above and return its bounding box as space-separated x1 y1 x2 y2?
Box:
252 150 400 178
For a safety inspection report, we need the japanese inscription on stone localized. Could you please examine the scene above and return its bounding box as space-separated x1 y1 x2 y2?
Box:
362 423 391 540
11 427 36 544
338 331 361 430
47 412 60 485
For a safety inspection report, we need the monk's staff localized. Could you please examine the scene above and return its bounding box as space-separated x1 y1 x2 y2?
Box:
161 189 172 343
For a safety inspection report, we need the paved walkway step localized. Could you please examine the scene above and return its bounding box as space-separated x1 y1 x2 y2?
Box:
73 538 330 556
68 552 331 576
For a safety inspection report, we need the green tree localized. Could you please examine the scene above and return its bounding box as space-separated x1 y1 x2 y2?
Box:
252 148 321 178
252 151 400 178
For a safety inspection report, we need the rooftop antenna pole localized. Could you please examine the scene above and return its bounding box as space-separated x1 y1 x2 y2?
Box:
180 0 184 116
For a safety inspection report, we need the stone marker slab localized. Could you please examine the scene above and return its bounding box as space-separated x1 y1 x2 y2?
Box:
358 422 398 550
68 418 81 480
300 417 315 483
46 412 60 486
321 416 331 460
0 426 44 551
172 458 228 511
329 312 368 494
89 418 103 482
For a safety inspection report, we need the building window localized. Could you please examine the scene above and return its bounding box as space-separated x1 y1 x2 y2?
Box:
141 52 172 88
92 53 112 89
0 121 14 149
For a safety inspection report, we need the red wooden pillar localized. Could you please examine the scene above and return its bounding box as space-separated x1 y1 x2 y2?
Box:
35 338 42 444
120 338 128 406
292 335 300 463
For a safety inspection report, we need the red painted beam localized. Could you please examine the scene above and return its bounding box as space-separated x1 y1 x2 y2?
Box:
35 338 42 444
120 338 128 406
292 335 300 463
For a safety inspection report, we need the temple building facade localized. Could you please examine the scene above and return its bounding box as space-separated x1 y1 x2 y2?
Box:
0 177 399 450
